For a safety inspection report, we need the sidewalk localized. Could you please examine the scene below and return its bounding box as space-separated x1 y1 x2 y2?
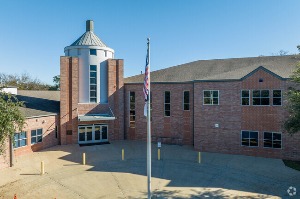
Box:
0 140 299 198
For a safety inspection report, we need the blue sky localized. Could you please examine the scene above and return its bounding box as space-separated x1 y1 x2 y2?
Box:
0 0 300 85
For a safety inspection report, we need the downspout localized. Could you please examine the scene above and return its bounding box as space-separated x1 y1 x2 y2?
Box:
192 82 195 147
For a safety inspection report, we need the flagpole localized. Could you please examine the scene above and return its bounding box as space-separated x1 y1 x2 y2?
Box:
147 37 151 199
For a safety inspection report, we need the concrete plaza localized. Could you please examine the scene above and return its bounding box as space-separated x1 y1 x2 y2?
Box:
0 140 299 198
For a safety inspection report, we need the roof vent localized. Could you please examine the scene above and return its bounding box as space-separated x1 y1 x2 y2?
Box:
86 20 94 32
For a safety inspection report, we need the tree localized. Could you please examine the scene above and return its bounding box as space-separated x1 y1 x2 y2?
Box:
0 72 51 90
284 62 300 134
0 91 25 156
53 75 60 90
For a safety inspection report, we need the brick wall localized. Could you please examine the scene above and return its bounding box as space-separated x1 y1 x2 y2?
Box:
60 56 79 144
125 68 300 160
13 115 59 157
124 83 194 145
60 57 125 144
194 69 300 160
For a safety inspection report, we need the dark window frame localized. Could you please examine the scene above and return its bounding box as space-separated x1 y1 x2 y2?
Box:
129 91 135 128
241 130 259 147
272 90 282 106
252 90 270 106
263 132 282 149
183 91 190 110
164 91 171 117
90 49 97 56
203 90 219 105
241 90 250 106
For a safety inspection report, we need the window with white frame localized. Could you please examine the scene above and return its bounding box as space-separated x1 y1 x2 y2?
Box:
241 130 258 147
31 128 43 144
241 90 250 105
203 90 219 105
129 92 135 128
263 132 282 148
14 132 27 148
252 90 269 105
183 91 190 110
90 65 97 103
164 91 170 116
273 90 282 106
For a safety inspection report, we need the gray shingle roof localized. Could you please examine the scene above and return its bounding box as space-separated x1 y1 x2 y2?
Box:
17 90 60 118
70 31 107 47
124 55 300 83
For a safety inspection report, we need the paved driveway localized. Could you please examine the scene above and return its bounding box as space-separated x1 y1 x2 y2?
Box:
0 140 299 198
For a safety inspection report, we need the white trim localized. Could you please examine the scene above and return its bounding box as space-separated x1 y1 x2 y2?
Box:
78 124 109 144
203 90 219 105
89 65 97 103
30 128 43 145
13 131 27 149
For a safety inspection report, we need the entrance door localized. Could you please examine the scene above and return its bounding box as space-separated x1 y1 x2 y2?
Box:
78 125 108 144
94 125 108 142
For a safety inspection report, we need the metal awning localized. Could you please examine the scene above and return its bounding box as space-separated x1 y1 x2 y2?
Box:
78 114 115 122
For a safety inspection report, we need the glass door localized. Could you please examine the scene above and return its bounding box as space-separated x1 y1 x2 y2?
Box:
78 125 108 143
101 126 108 141
79 127 86 142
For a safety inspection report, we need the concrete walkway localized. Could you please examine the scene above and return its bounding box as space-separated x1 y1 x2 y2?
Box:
0 140 299 198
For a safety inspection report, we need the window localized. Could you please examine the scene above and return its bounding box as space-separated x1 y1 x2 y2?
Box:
90 49 97 55
203 90 219 105
164 91 170 116
252 90 269 105
264 132 282 148
90 65 97 103
241 90 250 105
273 90 282 106
183 91 190 110
14 132 27 148
241 131 258 147
129 92 135 128
31 129 43 144
55 126 58 138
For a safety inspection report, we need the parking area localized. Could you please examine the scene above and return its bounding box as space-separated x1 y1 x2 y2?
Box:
0 140 299 199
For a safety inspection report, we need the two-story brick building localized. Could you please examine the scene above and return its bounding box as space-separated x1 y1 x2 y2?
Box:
1 20 299 169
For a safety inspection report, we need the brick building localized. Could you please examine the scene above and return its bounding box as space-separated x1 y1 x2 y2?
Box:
1 20 300 169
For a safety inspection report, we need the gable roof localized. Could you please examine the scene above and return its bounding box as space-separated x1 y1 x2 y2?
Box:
17 90 60 118
124 55 300 83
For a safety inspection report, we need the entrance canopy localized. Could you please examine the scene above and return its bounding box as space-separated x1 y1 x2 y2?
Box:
78 114 115 122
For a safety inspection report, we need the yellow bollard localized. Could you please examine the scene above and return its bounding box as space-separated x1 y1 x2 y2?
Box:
41 161 45 175
122 149 124 160
198 152 201 164
158 148 161 160
83 153 86 165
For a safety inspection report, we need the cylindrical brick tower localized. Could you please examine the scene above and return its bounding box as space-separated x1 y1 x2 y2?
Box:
64 20 114 103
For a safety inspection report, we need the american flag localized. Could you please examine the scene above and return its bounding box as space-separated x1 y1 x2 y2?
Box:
143 39 150 102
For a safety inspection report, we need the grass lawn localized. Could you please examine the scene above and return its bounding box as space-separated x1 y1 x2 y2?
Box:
283 160 300 171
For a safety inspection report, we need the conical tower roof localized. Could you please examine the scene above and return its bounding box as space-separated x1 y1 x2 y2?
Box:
70 20 107 47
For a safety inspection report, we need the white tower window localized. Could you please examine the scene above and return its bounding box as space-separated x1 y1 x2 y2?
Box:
90 65 97 103
90 49 97 55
